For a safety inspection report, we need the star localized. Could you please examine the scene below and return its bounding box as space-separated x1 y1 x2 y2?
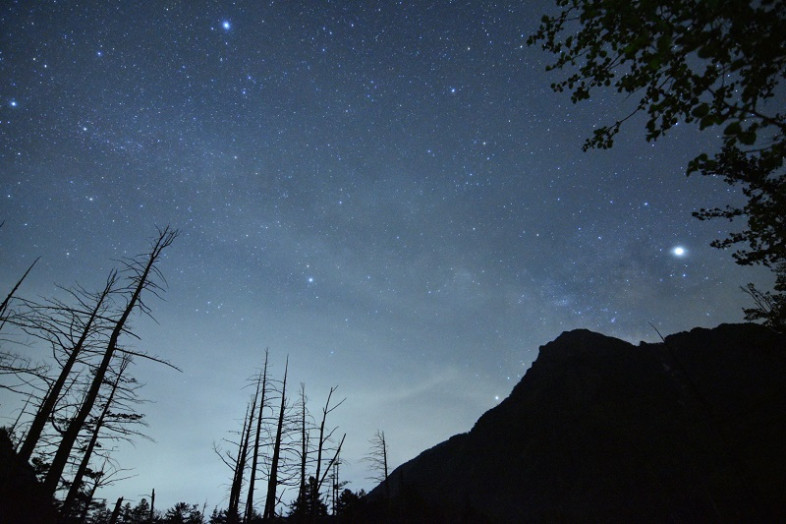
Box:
671 246 687 257
222 20 231 31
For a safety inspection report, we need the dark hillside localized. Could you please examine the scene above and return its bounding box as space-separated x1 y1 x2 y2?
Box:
0 428 56 523
364 323 786 522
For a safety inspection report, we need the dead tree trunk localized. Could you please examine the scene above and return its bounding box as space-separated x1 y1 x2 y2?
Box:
150 488 155 523
109 496 123 524
0 256 38 332
314 388 344 487
61 356 130 517
77 467 102 523
297 383 308 510
228 404 251 523
43 227 176 496
244 350 269 523
312 386 345 516
18 272 117 463
263 356 288 520
319 433 345 493
365 430 390 501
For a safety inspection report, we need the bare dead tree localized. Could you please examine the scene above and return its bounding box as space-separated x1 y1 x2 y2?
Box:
150 488 156 523
0 225 43 401
0 351 49 397
215 351 280 523
296 382 310 511
72 457 135 524
219 353 343 520
8 393 33 439
17 271 118 463
329 455 349 516
263 356 288 520
313 387 345 494
319 433 345 502
42 226 177 496
227 403 251 523
0 256 38 332
366 430 389 481
288 382 347 520
364 430 390 500
244 349 269 523
61 354 132 518
76 457 107 523
0 264 48 402
109 496 124 524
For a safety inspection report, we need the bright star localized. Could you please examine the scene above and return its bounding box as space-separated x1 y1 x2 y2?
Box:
671 246 686 257
222 20 231 30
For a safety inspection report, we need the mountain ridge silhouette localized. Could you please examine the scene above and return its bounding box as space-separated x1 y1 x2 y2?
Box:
364 323 786 522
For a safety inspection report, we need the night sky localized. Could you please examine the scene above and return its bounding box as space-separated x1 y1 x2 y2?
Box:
0 0 774 513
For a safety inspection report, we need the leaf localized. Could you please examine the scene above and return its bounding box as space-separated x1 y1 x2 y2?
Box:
724 121 742 135
691 103 710 118
697 42 717 59
739 131 757 145
700 115 720 130
687 153 709 174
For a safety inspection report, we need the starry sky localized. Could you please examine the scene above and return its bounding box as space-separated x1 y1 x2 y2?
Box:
0 0 774 513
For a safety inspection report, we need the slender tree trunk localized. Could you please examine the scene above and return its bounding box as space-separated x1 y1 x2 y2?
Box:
244 350 268 523
313 386 345 514
382 433 388 479
313 387 335 493
61 356 129 517
228 405 251 523
10 391 34 444
0 256 38 331
43 227 175 496
319 433 345 492
311 387 323 510
263 357 288 520
18 272 116 462
109 496 123 524
380 431 389 501
331 460 339 516
77 470 102 523
149 488 155 524
366 430 390 500
298 383 308 510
